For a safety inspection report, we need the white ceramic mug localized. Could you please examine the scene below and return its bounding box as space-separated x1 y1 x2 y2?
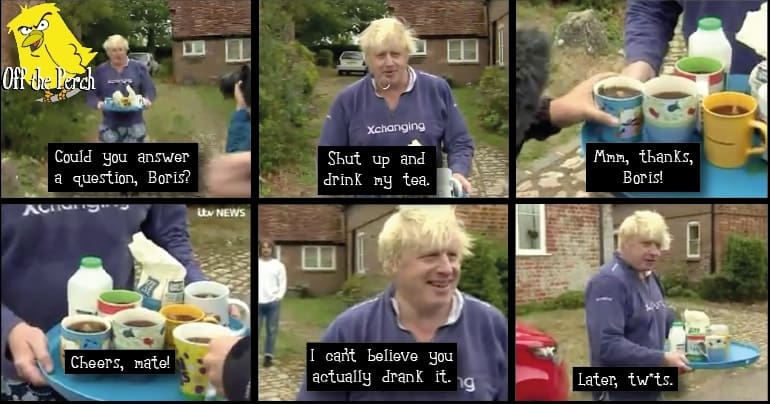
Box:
184 281 250 335
436 168 465 197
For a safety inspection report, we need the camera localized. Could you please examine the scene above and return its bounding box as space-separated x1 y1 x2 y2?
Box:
219 64 251 107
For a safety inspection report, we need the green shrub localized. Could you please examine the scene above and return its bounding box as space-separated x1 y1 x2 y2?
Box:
719 234 767 301
698 275 736 302
515 290 584 316
477 66 509 137
316 49 334 67
259 1 318 175
659 263 701 298
337 273 390 307
1 87 91 159
459 235 507 316
552 290 584 309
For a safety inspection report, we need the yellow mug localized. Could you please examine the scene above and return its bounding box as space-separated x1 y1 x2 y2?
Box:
702 91 768 168
159 304 218 350
173 322 236 400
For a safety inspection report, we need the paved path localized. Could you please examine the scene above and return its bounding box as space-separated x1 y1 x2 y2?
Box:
516 17 687 196
469 145 509 197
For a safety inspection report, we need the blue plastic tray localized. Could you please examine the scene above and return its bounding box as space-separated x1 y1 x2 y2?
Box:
580 74 768 198
103 97 145 112
688 340 761 370
39 317 247 401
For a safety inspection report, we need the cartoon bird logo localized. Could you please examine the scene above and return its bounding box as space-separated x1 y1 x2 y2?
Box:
6 3 97 102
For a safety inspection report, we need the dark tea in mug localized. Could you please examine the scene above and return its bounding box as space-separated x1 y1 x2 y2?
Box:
186 337 211 344
599 86 641 99
70 321 107 333
711 105 749 116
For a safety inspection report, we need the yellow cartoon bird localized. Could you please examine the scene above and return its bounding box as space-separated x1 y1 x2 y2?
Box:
6 3 97 102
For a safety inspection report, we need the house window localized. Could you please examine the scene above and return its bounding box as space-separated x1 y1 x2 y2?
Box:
356 232 367 274
497 25 505 66
687 222 701 259
613 229 619 251
411 39 427 56
301 246 336 271
447 39 478 63
226 38 251 62
515 204 546 255
183 40 205 56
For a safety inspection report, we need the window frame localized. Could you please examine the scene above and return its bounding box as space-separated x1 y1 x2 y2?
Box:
515 204 547 256
446 38 479 63
301 245 337 271
225 38 251 62
686 221 701 259
182 40 206 56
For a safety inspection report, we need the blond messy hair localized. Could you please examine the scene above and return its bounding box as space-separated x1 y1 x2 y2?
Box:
378 205 473 273
358 17 416 59
617 210 672 251
103 34 129 51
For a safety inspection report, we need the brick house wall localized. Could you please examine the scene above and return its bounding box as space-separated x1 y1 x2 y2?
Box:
515 204 601 304
611 204 767 280
714 204 767 274
168 0 251 84
611 204 713 280
345 204 507 278
258 205 346 295
488 0 509 70
387 0 489 85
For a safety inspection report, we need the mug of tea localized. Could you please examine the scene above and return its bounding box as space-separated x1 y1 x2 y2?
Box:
642 75 699 143
184 281 250 334
60 315 112 365
674 56 725 94
593 76 644 143
435 168 467 197
111 308 166 349
702 91 768 168
97 290 143 317
173 322 238 400
159 304 218 350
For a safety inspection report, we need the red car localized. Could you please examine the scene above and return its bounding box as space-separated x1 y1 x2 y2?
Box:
515 321 570 401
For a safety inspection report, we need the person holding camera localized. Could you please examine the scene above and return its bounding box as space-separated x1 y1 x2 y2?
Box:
225 77 251 153
86 34 156 143
206 67 251 197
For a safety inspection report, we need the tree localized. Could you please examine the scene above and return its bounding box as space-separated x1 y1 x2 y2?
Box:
119 0 172 51
290 0 389 46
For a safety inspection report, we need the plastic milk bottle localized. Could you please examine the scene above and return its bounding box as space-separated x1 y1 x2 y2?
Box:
688 17 733 77
67 256 113 316
668 321 687 355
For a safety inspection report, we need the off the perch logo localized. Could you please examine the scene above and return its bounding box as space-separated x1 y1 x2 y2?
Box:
3 3 96 102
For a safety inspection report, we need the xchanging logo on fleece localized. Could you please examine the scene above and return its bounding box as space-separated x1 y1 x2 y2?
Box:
367 121 426 135
22 204 131 216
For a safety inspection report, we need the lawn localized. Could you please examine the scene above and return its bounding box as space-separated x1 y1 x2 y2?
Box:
260 67 509 197
256 295 349 360
1 81 235 197
518 296 769 401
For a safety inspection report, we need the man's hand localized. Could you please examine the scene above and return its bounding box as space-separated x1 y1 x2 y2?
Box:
143 98 152 108
203 336 243 398
550 72 621 128
621 61 657 83
234 80 247 110
452 173 472 196
8 322 53 386
97 101 104 110
206 152 251 197
663 351 692 373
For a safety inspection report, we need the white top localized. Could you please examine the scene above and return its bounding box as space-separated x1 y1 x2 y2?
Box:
258 257 287 304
